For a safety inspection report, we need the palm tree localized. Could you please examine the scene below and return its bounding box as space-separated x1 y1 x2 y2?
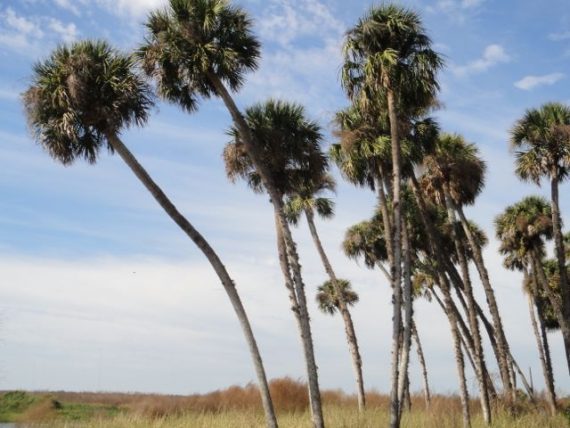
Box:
511 102 570 373
495 196 565 414
222 99 327 426
138 2 325 425
422 134 505 419
285 177 367 411
342 7 443 424
22 40 277 428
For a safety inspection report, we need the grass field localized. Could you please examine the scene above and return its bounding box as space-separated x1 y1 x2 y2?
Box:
1 378 567 427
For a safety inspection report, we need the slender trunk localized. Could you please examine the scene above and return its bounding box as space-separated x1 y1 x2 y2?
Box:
386 87 403 428
443 187 490 425
304 210 366 411
527 289 556 415
105 133 277 428
209 75 324 427
398 220 413 417
437 282 472 428
530 250 570 357
536 299 557 415
550 175 570 374
412 322 431 409
455 204 514 399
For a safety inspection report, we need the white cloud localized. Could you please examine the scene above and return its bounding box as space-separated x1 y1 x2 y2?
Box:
53 0 82 16
548 30 570 41
0 7 79 55
514 72 565 90
48 18 78 43
427 0 485 22
451 44 510 76
94 0 166 18
2 7 43 37
257 0 344 48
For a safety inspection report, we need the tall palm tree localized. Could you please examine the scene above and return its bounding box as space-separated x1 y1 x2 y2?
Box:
22 40 277 428
422 134 503 419
138 2 325 425
511 102 570 373
222 99 327 426
342 7 443 425
496 196 565 413
285 176 367 411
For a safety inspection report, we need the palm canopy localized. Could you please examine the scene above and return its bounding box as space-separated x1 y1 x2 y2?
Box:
511 102 570 184
343 216 388 269
138 0 260 112
23 40 153 165
495 196 553 271
331 105 440 189
223 99 327 198
316 279 359 315
341 3 443 117
421 133 486 206
284 173 336 226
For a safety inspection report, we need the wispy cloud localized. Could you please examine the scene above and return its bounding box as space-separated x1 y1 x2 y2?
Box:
53 0 82 16
451 44 510 76
514 72 565 90
0 7 78 55
93 0 166 18
548 30 570 41
426 0 485 22
48 18 78 43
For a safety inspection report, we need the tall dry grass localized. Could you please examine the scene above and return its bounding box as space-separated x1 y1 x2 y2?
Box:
13 377 568 427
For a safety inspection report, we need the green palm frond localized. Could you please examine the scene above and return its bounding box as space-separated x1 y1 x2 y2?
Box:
316 279 359 316
138 0 260 111
23 40 154 165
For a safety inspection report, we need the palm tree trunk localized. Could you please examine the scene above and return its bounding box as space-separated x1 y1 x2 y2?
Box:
412 321 431 409
442 187 491 425
105 133 278 428
397 220 413 417
536 299 557 415
530 250 570 360
550 175 570 374
209 75 324 428
386 86 403 428
436 281 472 428
526 288 557 415
304 210 366 411
454 204 514 399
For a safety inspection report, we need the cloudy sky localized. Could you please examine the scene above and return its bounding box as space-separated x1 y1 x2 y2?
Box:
1 0 570 397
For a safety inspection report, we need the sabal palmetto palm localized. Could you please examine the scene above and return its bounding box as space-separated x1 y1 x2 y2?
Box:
22 40 277 428
511 102 570 373
495 196 561 414
422 133 512 412
342 7 443 425
284 174 367 411
223 99 327 426
139 2 325 425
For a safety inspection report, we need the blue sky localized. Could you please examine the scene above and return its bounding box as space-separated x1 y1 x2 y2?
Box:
1 0 570 396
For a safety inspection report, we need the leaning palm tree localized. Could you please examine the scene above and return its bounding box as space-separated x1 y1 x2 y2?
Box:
23 40 277 428
496 196 566 414
342 6 443 425
511 102 570 373
285 176 367 411
222 99 327 426
138 2 325 425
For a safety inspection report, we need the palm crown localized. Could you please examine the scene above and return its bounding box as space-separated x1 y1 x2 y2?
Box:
23 40 153 165
421 133 486 206
341 3 443 115
138 0 260 112
511 102 570 184
223 99 327 197
316 279 359 315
